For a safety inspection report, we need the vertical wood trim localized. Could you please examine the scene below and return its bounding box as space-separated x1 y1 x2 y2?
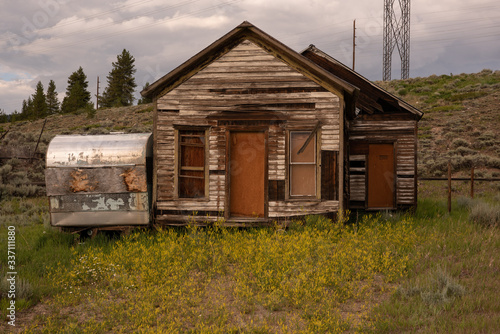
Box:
285 129 290 200
339 97 345 210
393 141 398 208
264 129 269 218
414 121 418 208
316 128 322 200
224 128 230 220
173 128 179 199
364 152 368 207
204 128 210 200
152 97 159 216
334 152 339 200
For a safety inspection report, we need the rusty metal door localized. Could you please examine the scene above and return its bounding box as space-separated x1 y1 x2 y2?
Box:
368 144 395 208
229 132 266 218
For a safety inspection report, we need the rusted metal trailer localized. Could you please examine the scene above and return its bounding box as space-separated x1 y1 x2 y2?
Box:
45 133 153 234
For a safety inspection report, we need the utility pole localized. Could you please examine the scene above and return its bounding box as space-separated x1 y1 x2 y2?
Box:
96 76 100 109
352 19 356 71
383 0 411 80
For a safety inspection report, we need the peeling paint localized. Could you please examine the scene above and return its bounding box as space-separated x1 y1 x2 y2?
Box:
69 169 98 192
91 197 108 210
120 168 147 192
50 198 60 209
129 193 148 210
106 198 125 210
85 197 125 211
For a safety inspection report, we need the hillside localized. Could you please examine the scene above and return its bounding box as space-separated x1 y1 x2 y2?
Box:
377 69 500 178
0 69 499 198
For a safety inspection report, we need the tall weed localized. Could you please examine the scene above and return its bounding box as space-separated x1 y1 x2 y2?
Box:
469 201 500 227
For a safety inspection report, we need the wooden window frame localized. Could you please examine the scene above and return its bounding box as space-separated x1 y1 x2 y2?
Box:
285 127 321 201
174 126 209 201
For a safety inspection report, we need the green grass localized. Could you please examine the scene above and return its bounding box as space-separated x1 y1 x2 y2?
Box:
0 198 119 312
427 104 463 113
368 197 500 333
379 70 500 111
0 193 499 333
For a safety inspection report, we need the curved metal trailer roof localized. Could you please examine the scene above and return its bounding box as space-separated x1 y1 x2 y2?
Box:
46 133 153 168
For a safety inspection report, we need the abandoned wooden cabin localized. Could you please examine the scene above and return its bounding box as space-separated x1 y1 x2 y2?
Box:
141 21 422 226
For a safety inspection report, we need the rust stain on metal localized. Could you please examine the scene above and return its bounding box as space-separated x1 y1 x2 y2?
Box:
120 168 147 192
69 169 98 192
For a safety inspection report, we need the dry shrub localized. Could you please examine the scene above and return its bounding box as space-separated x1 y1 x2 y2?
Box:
396 267 465 306
469 201 500 227
451 138 470 149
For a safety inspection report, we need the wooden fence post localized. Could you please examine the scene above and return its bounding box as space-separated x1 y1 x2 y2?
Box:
471 166 474 199
448 161 452 213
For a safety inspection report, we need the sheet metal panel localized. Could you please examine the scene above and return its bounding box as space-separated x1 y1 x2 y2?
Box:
46 133 152 167
51 211 150 227
49 193 149 213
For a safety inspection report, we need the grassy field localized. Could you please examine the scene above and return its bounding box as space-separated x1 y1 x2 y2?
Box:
1 187 499 333
1 70 499 332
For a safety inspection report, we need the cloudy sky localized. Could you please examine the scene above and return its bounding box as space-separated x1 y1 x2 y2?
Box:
1 0 499 114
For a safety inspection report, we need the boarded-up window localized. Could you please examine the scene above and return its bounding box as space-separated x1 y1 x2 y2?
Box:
290 131 316 196
179 130 206 198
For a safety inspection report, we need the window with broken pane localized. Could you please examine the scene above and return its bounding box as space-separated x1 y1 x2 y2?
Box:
290 131 316 196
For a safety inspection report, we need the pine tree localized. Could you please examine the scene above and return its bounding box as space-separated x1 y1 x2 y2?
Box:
31 81 47 119
46 80 60 114
100 49 137 108
21 97 35 121
21 99 29 119
0 109 8 123
137 82 153 105
61 67 92 114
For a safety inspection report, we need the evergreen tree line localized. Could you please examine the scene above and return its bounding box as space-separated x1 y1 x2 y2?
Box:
3 49 151 123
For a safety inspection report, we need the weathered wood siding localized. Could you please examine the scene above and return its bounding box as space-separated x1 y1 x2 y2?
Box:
155 40 342 222
348 118 418 208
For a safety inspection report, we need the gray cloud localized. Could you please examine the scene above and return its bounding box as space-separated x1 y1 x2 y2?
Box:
1 0 499 114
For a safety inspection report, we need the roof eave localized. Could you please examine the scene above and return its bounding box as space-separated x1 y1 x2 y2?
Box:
302 45 423 120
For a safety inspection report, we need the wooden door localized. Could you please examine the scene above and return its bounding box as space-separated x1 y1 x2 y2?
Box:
229 132 266 218
368 144 395 208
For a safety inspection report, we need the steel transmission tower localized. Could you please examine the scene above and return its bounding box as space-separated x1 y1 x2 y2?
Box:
383 0 410 81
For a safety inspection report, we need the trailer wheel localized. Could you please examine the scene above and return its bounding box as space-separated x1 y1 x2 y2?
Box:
88 228 99 238
79 228 99 240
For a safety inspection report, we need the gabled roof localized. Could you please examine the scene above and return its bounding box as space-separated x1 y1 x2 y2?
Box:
141 21 359 114
301 45 423 120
